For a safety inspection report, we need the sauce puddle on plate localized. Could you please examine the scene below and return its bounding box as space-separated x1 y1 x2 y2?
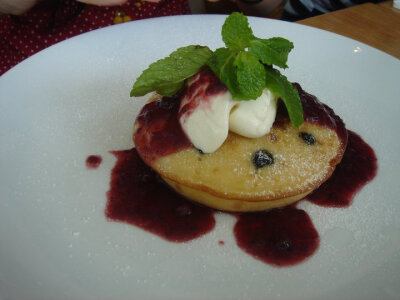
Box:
92 129 377 267
89 84 378 267
86 155 102 169
105 149 215 242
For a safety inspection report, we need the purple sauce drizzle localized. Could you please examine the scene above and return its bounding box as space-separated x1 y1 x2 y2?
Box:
133 95 191 164
106 148 318 266
105 149 215 242
307 130 378 207
234 207 319 266
86 155 102 169
179 67 228 120
295 83 348 143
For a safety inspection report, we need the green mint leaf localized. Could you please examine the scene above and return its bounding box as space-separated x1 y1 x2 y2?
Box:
264 67 303 127
222 12 254 51
149 81 184 97
249 37 294 69
234 51 266 100
130 45 213 97
207 48 244 99
208 49 266 100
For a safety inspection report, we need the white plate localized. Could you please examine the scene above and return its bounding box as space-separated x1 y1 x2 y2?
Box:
1 15 399 300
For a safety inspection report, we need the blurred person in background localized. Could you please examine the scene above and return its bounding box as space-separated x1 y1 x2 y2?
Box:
205 0 383 21
0 0 190 75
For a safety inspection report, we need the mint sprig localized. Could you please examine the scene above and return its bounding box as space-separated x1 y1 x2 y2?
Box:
221 11 254 51
265 67 303 127
130 12 303 127
208 12 302 126
130 45 213 97
249 37 293 69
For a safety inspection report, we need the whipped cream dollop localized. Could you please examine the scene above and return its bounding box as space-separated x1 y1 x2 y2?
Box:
178 69 277 153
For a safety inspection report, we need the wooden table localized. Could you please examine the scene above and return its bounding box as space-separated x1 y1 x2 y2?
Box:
297 1 400 58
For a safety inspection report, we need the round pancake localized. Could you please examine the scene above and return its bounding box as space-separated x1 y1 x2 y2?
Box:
133 88 347 212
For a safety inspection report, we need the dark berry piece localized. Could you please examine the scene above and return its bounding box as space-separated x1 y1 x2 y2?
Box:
253 150 274 168
175 203 192 216
300 132 316 145
140 174 153 183
156 97 177 110
276 239 292 251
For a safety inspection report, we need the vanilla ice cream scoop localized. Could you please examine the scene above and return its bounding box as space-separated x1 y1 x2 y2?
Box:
179 69 277 153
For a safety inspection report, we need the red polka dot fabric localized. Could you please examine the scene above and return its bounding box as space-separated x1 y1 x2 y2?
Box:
0 0 190 76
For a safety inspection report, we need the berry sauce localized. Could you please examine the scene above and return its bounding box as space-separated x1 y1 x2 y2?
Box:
178 67 228 120
104 83 377 267
133 95 191 164
86 155 102 169
105 149 215 242
295 83 348 143
234 207 319 267
306 130 378 207
106 148 320 266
